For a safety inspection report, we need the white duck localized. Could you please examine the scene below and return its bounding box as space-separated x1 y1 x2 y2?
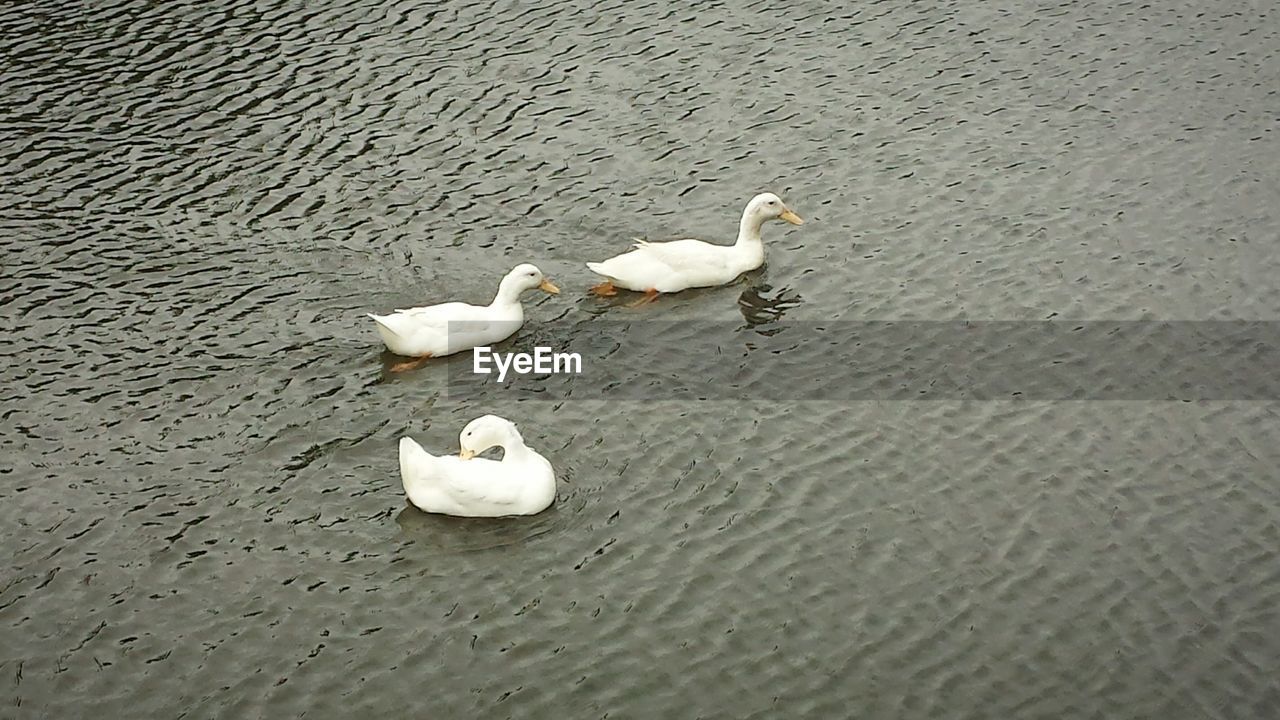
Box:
368 263 559 371
586 192 803 305
398 415 556 517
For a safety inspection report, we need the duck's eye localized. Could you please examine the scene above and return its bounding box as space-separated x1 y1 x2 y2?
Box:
767 200 777 205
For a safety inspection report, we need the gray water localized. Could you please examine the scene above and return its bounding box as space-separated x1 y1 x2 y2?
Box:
3 0 1280 717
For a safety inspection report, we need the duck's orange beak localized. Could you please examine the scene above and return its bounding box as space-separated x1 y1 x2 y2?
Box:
779 209 804 225
459 448 476 460
538 278 561 294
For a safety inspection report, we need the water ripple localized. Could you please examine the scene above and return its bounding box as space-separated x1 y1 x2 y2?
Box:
3 0 1279 717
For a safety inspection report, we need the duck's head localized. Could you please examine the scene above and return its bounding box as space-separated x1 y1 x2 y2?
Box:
499 263 560 298
458 414 523 460
745 192 804 226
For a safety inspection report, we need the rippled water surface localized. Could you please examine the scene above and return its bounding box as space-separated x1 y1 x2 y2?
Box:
3 0 1280 717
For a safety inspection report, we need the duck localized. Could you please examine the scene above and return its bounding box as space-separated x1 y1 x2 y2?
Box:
398 415 557 517
368 263 559 372
586 192 803 306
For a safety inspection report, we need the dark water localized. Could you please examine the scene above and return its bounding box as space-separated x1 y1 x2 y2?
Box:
3 0 1279 717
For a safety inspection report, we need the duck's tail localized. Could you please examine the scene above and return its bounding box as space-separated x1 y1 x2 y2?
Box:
399 436 433 465
369 313 421 356
367 313 404 337
398 436 436 486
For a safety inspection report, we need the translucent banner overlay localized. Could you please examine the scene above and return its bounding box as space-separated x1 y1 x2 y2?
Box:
443 321 1280 401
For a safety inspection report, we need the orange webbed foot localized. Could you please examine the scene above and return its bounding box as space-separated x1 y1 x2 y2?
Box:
626 289 660 308
388 354 432 372
589 281 618 297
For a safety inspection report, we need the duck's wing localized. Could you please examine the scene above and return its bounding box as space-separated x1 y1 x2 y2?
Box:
390 301 482 321
628 238 729 268
401 443 523 512
370 301 494 341
588 239 729 280
437 457 526 511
